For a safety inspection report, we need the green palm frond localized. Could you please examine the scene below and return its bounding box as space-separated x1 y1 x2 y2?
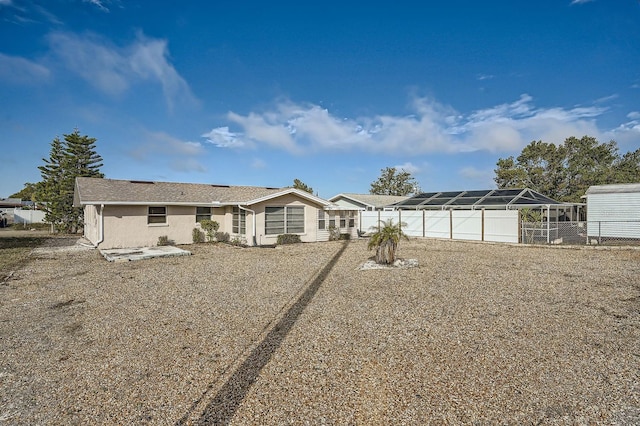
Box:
367 219 409 250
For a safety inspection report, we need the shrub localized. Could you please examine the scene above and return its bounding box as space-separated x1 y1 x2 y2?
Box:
229 236 247 247
157 235 171 246
199 219 219 242
328 225 341 241
192 228 204 243
277 234 301 245
339 233 351 240
214 231 230 243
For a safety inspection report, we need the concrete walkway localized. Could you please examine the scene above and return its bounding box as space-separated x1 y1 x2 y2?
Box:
100 246 191 262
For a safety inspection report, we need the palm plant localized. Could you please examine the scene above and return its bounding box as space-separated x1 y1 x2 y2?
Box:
367 219 409 265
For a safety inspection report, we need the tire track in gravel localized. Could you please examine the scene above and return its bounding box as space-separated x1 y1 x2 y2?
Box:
176 240 349 426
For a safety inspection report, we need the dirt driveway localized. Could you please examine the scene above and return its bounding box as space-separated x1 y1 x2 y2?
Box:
1 238 639 424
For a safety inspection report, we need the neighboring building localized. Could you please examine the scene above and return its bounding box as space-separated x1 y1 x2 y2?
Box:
0 198 23 210
74 177 357 249
328 193 409 211
586 183 640 240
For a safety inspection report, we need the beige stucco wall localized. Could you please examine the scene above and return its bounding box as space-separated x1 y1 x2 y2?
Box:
97 205 205 249
86 197 358 248
253 194 320 246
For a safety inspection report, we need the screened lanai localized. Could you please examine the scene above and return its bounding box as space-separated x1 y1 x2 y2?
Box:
392 188 573 212
384 188 585 244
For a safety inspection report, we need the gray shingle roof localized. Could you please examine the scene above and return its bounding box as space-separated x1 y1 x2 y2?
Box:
74 177 324 206
329 193 410 209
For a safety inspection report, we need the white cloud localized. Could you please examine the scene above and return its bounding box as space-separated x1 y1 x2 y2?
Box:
83 0 109 11
130 131 206 173
394 162 421 174
204 94 610 156
607 112 640 148
47 31 197 111
0 53 50 84
202 127 246 148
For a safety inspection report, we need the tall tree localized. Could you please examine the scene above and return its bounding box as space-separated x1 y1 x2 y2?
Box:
613 149 640 182
292 178 313 194
36 130 104 232
9 182 40 201
494 136 639 203
37 137 67 230
370 167 419 196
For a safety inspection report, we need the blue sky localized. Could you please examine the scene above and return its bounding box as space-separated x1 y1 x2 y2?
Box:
1 0 639 199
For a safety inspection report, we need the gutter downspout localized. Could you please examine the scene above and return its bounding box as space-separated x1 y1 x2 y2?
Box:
238 205 256 246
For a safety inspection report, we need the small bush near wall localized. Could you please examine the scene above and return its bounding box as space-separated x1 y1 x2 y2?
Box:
200 219 220 242
277 234 301 245
192 228 205 243
214 232 230 243
158 235 173 246
339 233 351 240
328 225 341 241
229 236 247 247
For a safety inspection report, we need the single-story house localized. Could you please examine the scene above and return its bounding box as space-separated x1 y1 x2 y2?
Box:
328 193 409 211
74 177 358 249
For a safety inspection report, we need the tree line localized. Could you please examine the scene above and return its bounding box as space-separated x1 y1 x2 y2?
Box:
494 136 640 203
10 131 640 233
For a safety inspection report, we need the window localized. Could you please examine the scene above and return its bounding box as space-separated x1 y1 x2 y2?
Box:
196 207 211 223
318 210 325 230
232 207 246 234
348 211 355 228
328 213 336 229
148 206 167 224
265 206 305 235
340 214 346 228
287 206 304 233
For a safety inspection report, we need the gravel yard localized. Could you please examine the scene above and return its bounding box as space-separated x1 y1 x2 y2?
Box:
1 237 639 424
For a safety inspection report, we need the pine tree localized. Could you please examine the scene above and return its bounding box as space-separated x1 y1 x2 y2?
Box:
64 130 104 178
36 130 104 233
292 178 313 194
37 137 67 230
63 130 104 232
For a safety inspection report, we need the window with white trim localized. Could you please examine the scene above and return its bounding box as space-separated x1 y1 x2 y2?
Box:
265 206 304 235
318 210 326 230
148 206 167 224
348 211 355 228
196 207 211 223
340 214 346 228
328 212 336 229
232 207 246 234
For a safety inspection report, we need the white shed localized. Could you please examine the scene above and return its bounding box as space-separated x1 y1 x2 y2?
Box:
586 183 640 240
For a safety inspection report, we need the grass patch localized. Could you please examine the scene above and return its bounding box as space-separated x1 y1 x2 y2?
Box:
0 236 46 281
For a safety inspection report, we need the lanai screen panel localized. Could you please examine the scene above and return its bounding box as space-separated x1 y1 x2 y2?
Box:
393 188 563 210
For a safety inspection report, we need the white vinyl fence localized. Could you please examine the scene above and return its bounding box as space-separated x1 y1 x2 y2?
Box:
12 208 46 225
360 210 519 243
